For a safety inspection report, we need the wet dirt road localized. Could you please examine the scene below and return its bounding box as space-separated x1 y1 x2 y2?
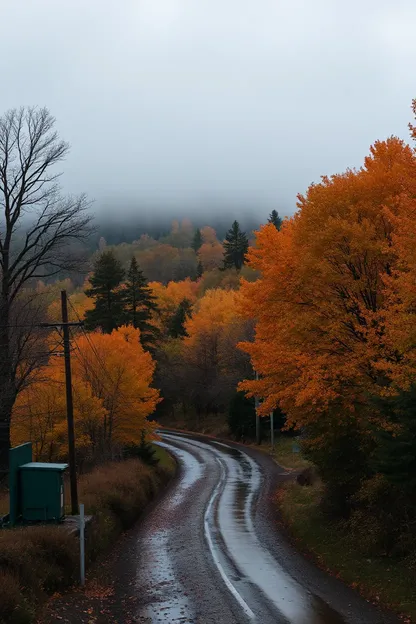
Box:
134 432 399 624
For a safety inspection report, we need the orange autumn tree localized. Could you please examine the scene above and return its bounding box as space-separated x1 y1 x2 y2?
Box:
198 242 224 271
200 226 218 244
182 289 252 415
197 225 224 271
12 359 106 461
238 136 416 510
149 278 198 335
12 326 159 461
47 286 94 323
72 326 159 451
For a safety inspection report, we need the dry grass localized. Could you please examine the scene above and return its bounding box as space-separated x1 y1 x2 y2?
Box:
0 491 8 516
0 526 78 623
0 570 32 624
80 459 162 557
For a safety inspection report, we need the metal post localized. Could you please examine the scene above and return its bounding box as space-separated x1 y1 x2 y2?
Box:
61 290 79 515
255 371 260 445
79 503 85 586
270 411 274 450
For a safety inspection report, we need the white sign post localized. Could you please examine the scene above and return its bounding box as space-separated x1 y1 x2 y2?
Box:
79 503 85 586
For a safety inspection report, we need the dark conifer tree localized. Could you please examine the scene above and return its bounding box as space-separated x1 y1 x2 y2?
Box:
84 250 125 333
372 386 416 493
124 256 158 348
268 209 282 230
124 431 160 466
192 228 203 252
222 220 249 270
168 298 192 338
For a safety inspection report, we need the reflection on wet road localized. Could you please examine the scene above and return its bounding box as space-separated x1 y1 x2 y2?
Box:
135 444 201 623
200 439 345 624
135 433 398 624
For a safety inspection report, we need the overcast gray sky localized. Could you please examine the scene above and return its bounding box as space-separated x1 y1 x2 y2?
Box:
1 0 415 216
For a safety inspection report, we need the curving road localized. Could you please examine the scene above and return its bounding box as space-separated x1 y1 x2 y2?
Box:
134 432 399 624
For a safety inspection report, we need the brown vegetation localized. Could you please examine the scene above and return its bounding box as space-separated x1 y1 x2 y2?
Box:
0 454 175 624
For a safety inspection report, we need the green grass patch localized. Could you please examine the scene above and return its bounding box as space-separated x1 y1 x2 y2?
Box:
277 480 416 621
264 437 311 471
152 443 176 472
246 436 311 471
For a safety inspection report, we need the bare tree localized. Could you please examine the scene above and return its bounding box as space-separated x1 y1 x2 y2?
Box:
0 106 92 470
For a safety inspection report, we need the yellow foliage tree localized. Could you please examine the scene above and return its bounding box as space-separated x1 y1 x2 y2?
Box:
182 289 252 414
12 327 160 460
12 359 106 461
72 326 160 449
149 278 199 332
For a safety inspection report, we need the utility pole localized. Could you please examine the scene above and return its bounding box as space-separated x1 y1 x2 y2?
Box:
254 370 260 445
40 290 82 515
270 411 275 450
61 290 79 515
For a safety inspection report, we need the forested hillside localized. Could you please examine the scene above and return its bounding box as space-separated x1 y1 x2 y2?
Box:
10 215 268 465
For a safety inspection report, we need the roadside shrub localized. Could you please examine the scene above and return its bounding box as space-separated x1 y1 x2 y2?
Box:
0 533 39 594
79 458 170 559
124 432 160 466
80 459 159 528
0 526 78 624
24 526 78 592
296 466 318 487
0 571 32 624
228 392 256 440
302 416 371 518
349 474 416 558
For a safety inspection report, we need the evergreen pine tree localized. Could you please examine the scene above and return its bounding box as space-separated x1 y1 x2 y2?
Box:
228 391 256 441
84 250 125 333
222 220 249 270
372 386 416 493
192 228 203 252
124 256 158 348
268 209 282 230
168 298 192 338
124 431 160 466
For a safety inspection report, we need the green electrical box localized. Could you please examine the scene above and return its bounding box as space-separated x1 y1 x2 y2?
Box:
19 462 68 523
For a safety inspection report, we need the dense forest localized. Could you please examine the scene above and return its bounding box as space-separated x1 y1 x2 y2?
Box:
11 214 266 463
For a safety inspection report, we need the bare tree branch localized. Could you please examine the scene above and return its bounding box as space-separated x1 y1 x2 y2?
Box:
0 105 94 469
